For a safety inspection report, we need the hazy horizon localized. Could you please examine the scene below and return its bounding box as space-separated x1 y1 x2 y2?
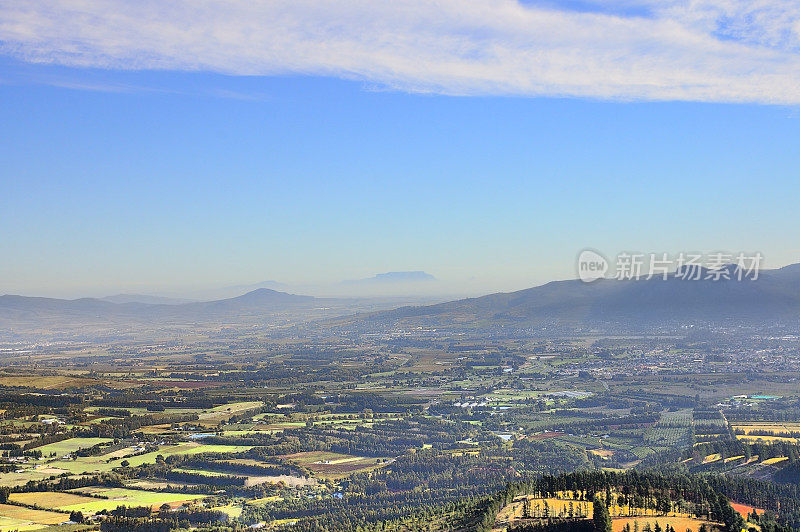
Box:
5 257 800 301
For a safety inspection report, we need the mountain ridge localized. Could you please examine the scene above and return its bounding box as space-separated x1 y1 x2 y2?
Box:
0 288 319 326
4 264 800 335
352 263 800 331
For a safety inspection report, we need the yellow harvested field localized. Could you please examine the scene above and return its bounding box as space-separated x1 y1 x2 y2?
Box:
496 497 595 523
762 456 789 465
10 491 97 509
589 449 615 458
0 375 97 390
723 455 745 463
732 423 800 435
0 375 135 391
612 517 721 532
737 434 800 444
249 496 283 505
0 503 67 531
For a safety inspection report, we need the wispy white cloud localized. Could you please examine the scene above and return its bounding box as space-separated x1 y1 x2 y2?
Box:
0 0 799 103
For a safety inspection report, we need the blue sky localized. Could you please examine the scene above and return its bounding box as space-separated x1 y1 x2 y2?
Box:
1 1 799 297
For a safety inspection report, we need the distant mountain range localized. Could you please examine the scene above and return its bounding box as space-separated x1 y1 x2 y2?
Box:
0 287 441 339
101 294 194 305
184 272 439 299
343 271 436 285
352 263 800 332
4 265 800 339
0 288 325 335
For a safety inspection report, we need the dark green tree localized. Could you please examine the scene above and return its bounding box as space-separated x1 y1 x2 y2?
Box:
594 495 612 532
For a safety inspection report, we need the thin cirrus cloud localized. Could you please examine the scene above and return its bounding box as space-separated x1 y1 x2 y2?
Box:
0 0 799 103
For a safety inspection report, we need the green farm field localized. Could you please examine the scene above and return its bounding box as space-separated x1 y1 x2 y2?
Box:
34 438 113 457
0 442 252 486
13 488 206 515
